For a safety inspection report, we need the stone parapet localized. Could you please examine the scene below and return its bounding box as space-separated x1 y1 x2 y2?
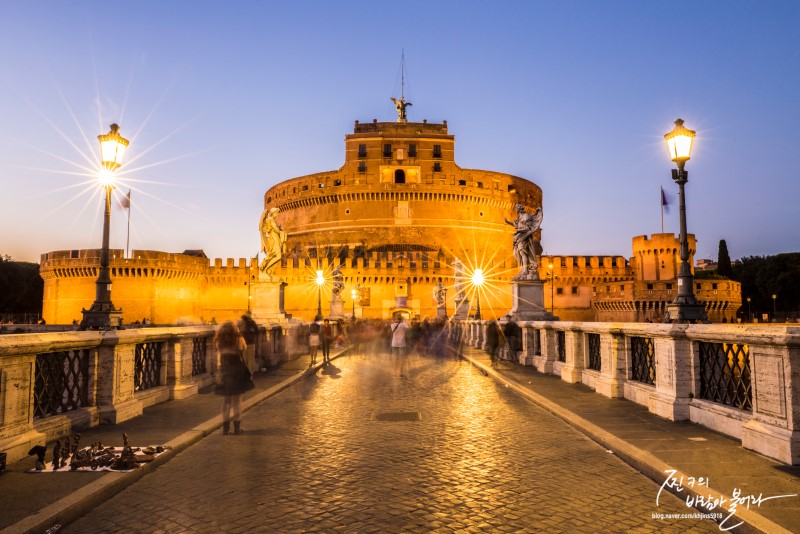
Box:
455 320 800 465
0 326 221 464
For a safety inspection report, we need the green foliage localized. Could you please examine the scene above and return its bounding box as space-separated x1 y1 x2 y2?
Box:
717 240 734 278
694 271 726 280
733 253 800 317
0 255 44 314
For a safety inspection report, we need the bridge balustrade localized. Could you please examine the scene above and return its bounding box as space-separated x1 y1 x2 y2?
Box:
455 319 800 465
0 324 287 465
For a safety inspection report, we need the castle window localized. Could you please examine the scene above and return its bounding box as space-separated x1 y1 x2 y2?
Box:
508 185 517 193
476 182 483 188
408 144 417 157
647 283 654 290
358 144 367 158
492 180 500 190
394 169 406 184
301 185 309 191
318 183 325 188
383 144 392 157
571 287 578 294
696 283 702 290
666 283 673 290
457 179 466 186
334 179 342 186
556 288 564 295
358 162 366 173
712 283 718 290
433 145 442 158
433 162 441 172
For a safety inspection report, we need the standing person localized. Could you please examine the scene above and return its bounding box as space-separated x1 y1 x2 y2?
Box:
321 319 333 364
214 321 252 435
503 318 519 362
391 316 410 376
238 313 259 372
485 320 501 366
308 319 321 366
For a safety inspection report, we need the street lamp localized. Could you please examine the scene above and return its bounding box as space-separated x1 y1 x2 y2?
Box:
351 288 358 320
472 268 484 320
746 297 751 323
664 119 706 323
315 269 325 321
547 263 557 315
772 294 777 323
81 124 129 329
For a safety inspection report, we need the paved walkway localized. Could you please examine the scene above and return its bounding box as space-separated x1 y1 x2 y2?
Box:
0 348 346 534
458 346 800 534
49 350 714 533
0 344 798 533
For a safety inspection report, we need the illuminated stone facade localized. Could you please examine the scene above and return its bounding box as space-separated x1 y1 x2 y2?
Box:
39 119 740 324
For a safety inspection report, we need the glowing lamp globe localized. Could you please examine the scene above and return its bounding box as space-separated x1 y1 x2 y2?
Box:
472 268 485 287
98 123 130 172
664 119 695 166
315 270 325 286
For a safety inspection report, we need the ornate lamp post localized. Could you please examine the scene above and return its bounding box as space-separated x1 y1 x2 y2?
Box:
664 119 706 323
772 294 777 323
746 297 751 323
351 288 358 320
81 124 129 330
547 263 557 315
472 268 484 320
315 269 325 321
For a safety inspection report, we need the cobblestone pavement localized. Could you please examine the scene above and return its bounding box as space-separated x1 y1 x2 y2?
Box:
65 351 719 533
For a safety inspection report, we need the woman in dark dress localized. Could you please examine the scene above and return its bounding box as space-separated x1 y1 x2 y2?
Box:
215 321 250 434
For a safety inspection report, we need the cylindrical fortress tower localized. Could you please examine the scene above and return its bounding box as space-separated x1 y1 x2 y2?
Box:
263 118 544 320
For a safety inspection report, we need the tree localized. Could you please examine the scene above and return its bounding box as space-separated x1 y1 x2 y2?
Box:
733 253 800 320
0 255 44 315
717 239 734 279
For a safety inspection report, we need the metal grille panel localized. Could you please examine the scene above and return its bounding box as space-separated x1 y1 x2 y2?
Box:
587 333 601 371
556 331 566 362
192 337 208 376
533 329 541 356
135 342 162 391
699 342 752 411
630 336 656 385
34 349 90 418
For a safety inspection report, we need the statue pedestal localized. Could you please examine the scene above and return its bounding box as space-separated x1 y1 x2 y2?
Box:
453 297 470 320
437 305 447 318
510 280 557 321
329 295 345 319
251 275 287 323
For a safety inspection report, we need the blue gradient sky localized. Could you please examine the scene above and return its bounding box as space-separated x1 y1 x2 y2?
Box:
2 1 798 264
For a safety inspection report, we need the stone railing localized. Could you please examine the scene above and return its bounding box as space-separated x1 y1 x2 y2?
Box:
0 323 291 465
459 320 800 465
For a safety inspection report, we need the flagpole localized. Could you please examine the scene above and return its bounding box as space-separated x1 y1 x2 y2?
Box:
660 186 665 234
126 190 131 259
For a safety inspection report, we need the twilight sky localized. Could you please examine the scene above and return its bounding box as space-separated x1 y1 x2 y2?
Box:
1 1 798 264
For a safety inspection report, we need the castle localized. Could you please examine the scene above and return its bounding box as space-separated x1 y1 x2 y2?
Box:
40 108 741 324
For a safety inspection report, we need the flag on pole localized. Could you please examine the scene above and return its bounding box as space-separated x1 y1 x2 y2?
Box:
660 186 671 214
121 189 131 210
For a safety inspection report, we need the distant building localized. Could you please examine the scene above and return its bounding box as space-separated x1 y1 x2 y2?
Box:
39 110 741 324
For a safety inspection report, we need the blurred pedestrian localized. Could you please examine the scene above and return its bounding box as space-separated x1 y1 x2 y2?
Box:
308 319 321 365
214 321 253 435
486 320 501 366
321 319 333 363
391 316 410 376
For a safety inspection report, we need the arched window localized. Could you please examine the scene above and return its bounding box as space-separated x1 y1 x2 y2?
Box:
394 169 406 184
